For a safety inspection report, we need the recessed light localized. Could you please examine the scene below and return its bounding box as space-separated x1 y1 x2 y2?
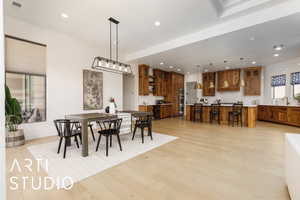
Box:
252 61 256 65
274 45 284 51
225 66 230 70
169 66 174 69
273 53 279 57
204 69 208 72
187 72 190 74
160 62 164 66
177 69 181 72
154 21 161 26
61 13 69 19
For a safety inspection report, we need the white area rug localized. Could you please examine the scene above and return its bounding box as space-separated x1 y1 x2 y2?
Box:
28 132 177 187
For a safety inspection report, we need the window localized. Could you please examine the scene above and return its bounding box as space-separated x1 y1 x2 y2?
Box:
291 72 300 98
6 72 46 123
271 74 286 99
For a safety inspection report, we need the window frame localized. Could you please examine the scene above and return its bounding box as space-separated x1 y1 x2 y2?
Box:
5 70 47 124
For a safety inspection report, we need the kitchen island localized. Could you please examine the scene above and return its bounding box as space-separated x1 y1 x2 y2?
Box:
186 104 257 128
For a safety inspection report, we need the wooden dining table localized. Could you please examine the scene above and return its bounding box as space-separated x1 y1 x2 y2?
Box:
65 113 117 157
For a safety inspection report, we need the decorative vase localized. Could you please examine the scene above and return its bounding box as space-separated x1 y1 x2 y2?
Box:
109 102 116 114
6 129 25 148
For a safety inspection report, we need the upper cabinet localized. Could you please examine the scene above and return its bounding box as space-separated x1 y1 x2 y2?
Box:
217 69 241 92
138 64 149 96
244 67 261 96
153 69 167 96
202 72 216 96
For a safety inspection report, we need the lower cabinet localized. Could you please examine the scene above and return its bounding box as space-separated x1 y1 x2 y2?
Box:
258 105 300 127
160 105 172 119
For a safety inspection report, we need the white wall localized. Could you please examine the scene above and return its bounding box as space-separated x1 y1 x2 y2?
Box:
263 57 300 105
185 69 264 105
5 17 123 140
0 2 6 200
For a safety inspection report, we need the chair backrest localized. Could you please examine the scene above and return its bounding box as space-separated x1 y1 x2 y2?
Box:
211 103 220 112
194 103 203 112
232 103 243 113
136 114 152 124
54 119 76 137
97 118 122 132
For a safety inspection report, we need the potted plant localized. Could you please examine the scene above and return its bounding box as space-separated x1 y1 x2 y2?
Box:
5 85 25 147
295 93 300 105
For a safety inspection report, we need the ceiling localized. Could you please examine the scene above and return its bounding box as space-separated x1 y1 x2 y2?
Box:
4 0 287 60
136 13 300 73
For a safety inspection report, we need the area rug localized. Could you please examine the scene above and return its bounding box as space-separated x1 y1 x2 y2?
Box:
27 132 177 188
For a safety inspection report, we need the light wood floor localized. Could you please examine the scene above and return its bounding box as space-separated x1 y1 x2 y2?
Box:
6 118 300 200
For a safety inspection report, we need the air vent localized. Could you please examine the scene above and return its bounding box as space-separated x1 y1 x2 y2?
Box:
12 1 22 8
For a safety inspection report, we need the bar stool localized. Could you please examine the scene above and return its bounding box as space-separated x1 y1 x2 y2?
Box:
193 103 203 122
228 103 243 127
210 104 221 124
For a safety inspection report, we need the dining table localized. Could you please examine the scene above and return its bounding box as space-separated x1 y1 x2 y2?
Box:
65 112 117 157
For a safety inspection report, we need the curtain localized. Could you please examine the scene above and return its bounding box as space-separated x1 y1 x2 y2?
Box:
271 74 286 87
291 72 300 85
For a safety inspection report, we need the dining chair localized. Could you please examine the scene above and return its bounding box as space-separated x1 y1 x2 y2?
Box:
53 119 82 159
132 114 153 143
73 122 96 142
228 103 243 127
96 118 123 157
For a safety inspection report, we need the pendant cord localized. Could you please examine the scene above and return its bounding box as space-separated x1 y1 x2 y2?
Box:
110 21 112 60
116 23 118 62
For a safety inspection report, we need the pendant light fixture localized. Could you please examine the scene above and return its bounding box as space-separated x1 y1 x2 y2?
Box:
195 65 203 89
208 62 215 89
91 17 133 75
223 60 229 88
240 57 245 87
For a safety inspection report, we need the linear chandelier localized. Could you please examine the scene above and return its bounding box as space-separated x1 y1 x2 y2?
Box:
91 17 133 75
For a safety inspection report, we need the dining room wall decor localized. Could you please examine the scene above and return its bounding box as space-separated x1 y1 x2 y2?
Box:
83 69 103 110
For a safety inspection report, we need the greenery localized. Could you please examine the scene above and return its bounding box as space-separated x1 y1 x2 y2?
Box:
5 85 22 132
295 93 300 103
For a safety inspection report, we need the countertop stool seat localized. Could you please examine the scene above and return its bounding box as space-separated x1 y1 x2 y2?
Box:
210 104 221 124
228 103 243 127
194 103 203 122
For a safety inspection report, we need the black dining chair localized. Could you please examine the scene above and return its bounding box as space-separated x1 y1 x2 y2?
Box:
54 119 82 159
228 103 243 127
96 118 123 157
210 104 221 124
132 115 153 143
194 103 203 122
73 122 96 142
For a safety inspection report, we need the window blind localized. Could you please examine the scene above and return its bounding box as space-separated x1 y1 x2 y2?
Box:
291 72 300 85
271 74 286 87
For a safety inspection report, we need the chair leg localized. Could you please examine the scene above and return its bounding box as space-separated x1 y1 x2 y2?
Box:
57 137 63 154
148 125 153 140
105 135 109 157
78 134 82 144
116 134 122 151
96 134 102 152
132 125 137 140
110 135 112 147
89 126 96 141
63 138 68 159
74 136 79 148
141 128 144 144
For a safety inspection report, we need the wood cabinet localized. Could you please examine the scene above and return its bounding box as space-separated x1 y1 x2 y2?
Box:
160 104 172 119
138 64 149 96
165 72 184 117
202 72 216 96
138 105 153 113
258 105 300 127
244 67 261 96
217 69 241 92
153 69 167 96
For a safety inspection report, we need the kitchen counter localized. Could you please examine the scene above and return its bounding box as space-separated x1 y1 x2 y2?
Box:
186 104 257 128
259 104 300 108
